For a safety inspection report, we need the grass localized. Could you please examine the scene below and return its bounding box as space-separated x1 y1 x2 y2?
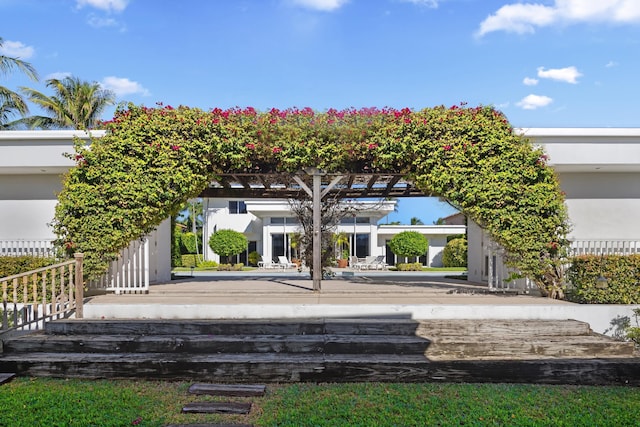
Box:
1 379 639 426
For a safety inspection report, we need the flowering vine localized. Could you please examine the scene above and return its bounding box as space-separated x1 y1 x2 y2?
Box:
53 103 569 297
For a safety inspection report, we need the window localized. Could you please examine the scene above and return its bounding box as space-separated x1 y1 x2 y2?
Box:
229 201 247 214
354 233 369 258
340 216 370 225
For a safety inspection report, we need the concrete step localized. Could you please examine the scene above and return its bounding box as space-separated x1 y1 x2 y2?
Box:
1 352 639 385
43 318 593 337
4 333 430 355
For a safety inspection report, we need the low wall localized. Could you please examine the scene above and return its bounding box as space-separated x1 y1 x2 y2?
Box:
83 303 640 337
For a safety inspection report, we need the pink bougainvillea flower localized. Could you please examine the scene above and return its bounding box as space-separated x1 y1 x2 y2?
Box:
368 143 378 150
170 145 180 151
273 147 282 153
443 145 452 151
246 143 255 150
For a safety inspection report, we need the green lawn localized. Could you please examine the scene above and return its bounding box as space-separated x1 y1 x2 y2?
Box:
1 379 639 426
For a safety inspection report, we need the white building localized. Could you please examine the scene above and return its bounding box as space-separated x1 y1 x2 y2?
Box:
467 128 640 289
201 198 465 267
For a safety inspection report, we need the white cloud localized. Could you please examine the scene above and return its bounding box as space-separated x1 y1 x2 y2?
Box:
399 0 439 8
523 77 539 86
45 72 73 80
100 76 150 97
517 94 553 110
606 60 619 68
289 0 349 11
0 40 35 59
87 14 118 28
537 66 582 83
477 0 640 37
76 0 128 12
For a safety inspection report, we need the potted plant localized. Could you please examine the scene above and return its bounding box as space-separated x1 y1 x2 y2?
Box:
334 232 350 268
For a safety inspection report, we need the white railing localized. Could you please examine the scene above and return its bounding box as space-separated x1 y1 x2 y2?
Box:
570 239 640 256
486 239 640 294
1 254 84 333
88 237 149 294
0 239 56 258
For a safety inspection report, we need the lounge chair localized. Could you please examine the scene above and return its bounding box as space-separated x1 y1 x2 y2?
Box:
360 255 388 270
277 256 297 269
257 256 275 269
349 255 366 270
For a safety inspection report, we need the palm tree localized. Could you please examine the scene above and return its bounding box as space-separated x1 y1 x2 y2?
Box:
20 76 115 130
410 217 424 225
0 37 38 129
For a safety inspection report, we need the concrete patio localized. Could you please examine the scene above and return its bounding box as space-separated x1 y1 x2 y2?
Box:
80 270 636 336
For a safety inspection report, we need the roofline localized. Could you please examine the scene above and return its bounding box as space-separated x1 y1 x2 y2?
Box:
516 128 640 138
0 130 106 140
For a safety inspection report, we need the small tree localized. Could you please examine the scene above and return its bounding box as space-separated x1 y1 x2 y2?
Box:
388 231 428 263
208 229 248 264
442 237 467 268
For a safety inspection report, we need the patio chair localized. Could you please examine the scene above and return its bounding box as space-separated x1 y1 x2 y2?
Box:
369 255 388 270
349 255 366 270
257 256 275 269
361 255 388 270
277 256 297 269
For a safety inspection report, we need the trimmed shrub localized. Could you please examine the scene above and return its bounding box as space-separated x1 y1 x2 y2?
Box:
248 251 260 267
388 231 428 259
180 232 197 254
442 238 468 268
217 263 244 271
0 256 57 278
566 254 640 304
208 230 248 262
397 262 422 271
197 260 218 269
180 254 204 268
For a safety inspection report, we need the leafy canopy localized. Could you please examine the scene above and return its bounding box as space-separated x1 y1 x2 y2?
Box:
389 231 429 258
53 103 569 297
208 229 248 258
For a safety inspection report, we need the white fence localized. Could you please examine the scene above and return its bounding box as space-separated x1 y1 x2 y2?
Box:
570 240 640 256
1 238 150 295
0 239 56 258
486 239 640 293
88 238 150 294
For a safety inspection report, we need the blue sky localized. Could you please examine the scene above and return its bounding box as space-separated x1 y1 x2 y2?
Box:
2 0 639 224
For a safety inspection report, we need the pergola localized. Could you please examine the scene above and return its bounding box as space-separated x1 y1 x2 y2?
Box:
200 170 429 291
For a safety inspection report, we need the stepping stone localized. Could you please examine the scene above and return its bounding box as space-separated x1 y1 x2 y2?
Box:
181 402 252 415
188 383 266 397
0 373 15 386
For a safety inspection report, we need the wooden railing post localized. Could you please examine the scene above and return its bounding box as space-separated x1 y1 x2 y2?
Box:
74 253 84 319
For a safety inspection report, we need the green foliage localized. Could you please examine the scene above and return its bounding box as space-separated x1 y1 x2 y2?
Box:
217 263 244 271
180 232 197 254
566 254 640 304
442 237 468 268
197 260 218 269
447 233 465 242
248 250 260 266
388 231 428 258
52 104 569 298
180 254 203 268
624 308 640 347
208 229 248 258
0 256 57 278
171 221 182 267
396 262 423 271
